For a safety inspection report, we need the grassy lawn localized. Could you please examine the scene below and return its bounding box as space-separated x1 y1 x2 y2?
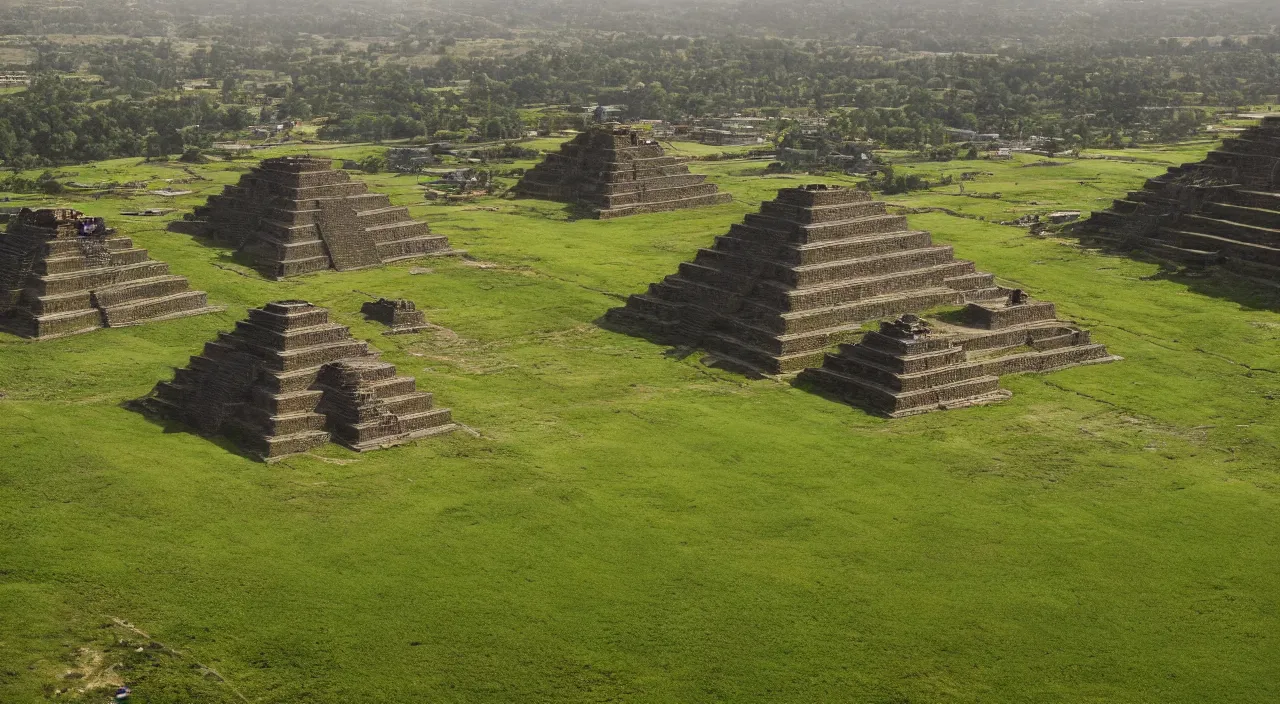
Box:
0 141 1277 702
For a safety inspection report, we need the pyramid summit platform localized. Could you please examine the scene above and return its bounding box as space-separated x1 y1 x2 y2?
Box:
605 184 1005 374
179 156 454 278
0 208 221 339
1081 115 1280 287
139 300 458 460
515 125 731 218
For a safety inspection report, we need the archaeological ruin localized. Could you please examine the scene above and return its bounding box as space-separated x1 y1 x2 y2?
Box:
361 297 431 334
605 184 1006 374
514 125 731 218
1082 115 1280 286
0 208 220 339
178 156 453 278
797 293 1119 416
139 300 457 460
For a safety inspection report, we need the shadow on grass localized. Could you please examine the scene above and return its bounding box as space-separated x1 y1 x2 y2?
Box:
122 397 263 463
1066 225 1280 312
789 372 883 419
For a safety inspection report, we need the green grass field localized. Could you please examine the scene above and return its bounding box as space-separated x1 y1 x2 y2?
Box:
1 141 1278 703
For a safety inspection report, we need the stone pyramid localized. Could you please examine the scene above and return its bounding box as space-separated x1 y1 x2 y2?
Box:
605 184 1003 374
140 300 457 460
798 293 1119 417
1082 115 1280 286
180 156 453 278
515 125 731 218
0 208 220 339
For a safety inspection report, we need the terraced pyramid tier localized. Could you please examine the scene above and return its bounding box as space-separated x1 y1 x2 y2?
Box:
138 300 457 460
1081 115 1280 286
180 156 454 278
605 184 1003 374
798 294 1119 416
0 208 221 339
515 125 731 218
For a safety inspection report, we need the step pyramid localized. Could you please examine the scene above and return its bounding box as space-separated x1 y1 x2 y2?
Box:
138 300 458 460
179 156 454 278
515 125 731 218
0 208 221 339
1081 115 1280 286
604 184 1004 374
797 294 1119 416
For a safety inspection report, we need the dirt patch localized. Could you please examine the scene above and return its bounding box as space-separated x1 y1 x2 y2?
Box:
54 647 124 698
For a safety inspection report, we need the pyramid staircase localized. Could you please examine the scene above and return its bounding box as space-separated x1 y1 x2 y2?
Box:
798 295 1119 417
0 208 220 339
1082 115 1280 286
139 300 457 460
605 185 1005 374
179 156 454 278
515 125 731 218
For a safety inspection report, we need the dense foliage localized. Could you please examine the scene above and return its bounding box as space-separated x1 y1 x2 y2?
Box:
0 0 1278 165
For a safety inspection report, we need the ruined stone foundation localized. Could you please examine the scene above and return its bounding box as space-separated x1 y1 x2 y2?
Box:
180 156 453 278
361 297 430 334
140 300 457 460
1082 115 1280 286
605 185 1005 374
797 296 1120 417
0 208 220 339
515 125 731 218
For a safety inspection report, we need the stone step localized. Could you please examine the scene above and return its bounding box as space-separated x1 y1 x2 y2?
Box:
1224 190 1280 211
1200 201 1280 230
759 198 887 225
718 229 934 266
22 291 93 315
277 255 334 278
766 260 977 311
35 247 152 275
800 366 1005 417
1179 214 1280 246
32 261 170 296
253 429 332 460
335 408 456 449
785 246 958 288
232 321 353 352
1158 228 1280 266
980 344 1117 377
742 213 910 244
596 192 733 219
98 291 216 327
91 275 192 308
601 182 723 208
377 234 453 262
355 206 413 227
27 308 104 339
249 389 325 416
366 220 434 242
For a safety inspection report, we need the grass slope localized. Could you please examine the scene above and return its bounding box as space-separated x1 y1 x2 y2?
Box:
1 143 1277 703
